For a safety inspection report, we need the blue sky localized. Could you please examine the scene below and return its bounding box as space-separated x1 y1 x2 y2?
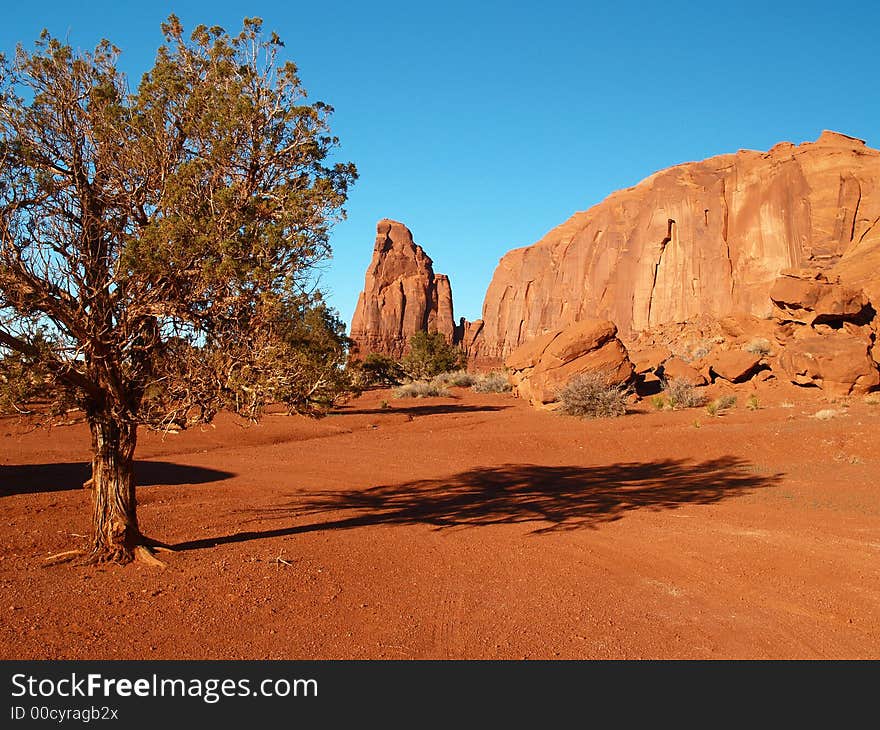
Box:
3 1 878 325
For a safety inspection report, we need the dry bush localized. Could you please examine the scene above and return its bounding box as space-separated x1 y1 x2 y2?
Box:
392 380 451 399
655 378 706 410
706 394 737 417
743 338 772 356
557 372 630 419
432 370 475 387
472 370 512 393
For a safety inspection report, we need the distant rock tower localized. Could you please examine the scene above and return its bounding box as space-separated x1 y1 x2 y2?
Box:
350 219 460 358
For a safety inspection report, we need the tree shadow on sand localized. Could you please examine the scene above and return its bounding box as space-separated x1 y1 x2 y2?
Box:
334 403 509 417
174 456 782 551
0 461 234 497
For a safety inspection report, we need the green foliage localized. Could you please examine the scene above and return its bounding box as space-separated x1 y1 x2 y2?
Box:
400 331 466 380
0 16 357 429
471 370 512 393
558 372 630 419
348 353 404 388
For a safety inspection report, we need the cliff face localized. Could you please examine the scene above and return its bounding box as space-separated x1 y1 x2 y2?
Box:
473 131 880 361
350 219 458 358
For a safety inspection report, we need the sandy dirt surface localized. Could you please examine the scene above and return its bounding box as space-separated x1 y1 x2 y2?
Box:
1 384 878 659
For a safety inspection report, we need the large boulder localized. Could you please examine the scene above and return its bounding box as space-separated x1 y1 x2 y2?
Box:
709 351 763 383
662 357 706 386
350 219 460 358
778 330 880 396
504 319 633 406
471 131 880 362
769 269 870 325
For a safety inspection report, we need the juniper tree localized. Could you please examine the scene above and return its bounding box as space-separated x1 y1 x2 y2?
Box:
0 16 356 564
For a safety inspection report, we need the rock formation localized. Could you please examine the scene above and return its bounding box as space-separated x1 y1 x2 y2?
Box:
473 131 880 363
350 219 459 358
504 319 633 406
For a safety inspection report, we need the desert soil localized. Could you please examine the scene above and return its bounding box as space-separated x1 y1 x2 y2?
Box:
1 384 878 659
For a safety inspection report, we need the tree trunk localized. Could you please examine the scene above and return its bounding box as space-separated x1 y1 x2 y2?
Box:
87 416 140 563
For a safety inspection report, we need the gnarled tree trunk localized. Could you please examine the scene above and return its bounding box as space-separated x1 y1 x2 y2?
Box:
87 417 140 563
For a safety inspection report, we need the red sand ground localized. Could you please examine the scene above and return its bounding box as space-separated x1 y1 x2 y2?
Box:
1 385 878 659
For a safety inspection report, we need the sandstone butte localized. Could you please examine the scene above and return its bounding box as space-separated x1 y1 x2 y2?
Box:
349 219 462 358
471 130 880 362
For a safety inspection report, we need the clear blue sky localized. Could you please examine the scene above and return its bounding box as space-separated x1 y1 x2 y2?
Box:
3 1 878 325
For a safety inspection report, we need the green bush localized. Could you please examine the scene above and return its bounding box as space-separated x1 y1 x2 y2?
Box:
349 353 404 388
557 372 630 419
471 370 512 393
401 331 466 380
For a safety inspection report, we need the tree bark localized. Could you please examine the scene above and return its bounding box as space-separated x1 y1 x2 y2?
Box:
87 416 140 563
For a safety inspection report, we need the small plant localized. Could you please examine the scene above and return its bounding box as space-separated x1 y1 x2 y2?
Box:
746 393 759 411
392 380 451 399
706 394 737 417
651 394 668 410
660 378 706 410
557 372 631 419
693 419 702 429
379 400 390 410
780 401 795 409
865 394 880 406
472 370 512 393
432 370 475 387
812 409 838 421
743 338 772 356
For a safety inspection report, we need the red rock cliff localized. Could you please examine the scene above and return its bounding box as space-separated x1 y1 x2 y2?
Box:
473 131 880 361
350 219 459 358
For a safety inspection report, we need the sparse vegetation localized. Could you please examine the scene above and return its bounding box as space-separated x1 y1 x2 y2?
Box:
743 338 772 356
780 401 795 409
392 380 451 399
557 372 630 419
471 370 512 393
813 409 838 421
865 394 880 406
654 378 706 410
706 394 737 417
433 370 475 387
746 393 760 411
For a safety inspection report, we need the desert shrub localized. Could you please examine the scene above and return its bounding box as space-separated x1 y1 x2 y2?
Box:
865 394 880 406
401 331 466 380
392 380 451 399
472 370 512 393
705 394 737 417
746 393 760 411
812 409 838 421
432 369 475 387
557 372 630 419
349 353 404 388
743 338 772 356
659 378 706 410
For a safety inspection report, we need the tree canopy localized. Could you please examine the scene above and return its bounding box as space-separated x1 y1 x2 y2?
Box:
0 16 357 563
